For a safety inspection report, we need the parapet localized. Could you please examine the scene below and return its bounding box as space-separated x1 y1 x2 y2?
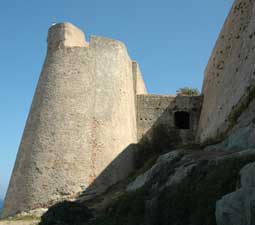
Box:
47 22 88 50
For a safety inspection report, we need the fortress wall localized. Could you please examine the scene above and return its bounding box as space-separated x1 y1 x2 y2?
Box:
198 0 255 143
2 46 93 218
136 95 175 140
136 94 202 141
85 36 137 195
2 24 137 217
132 61 147 95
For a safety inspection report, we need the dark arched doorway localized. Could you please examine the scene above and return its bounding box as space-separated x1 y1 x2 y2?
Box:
174 111 190 129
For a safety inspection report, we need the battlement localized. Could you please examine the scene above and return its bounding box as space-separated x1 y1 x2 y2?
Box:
47 22 130 54
47 22 89 49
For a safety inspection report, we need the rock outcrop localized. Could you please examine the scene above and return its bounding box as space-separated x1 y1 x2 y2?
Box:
216 162 255 225
39 143 255 225
39 201 92 225
126 150 184 191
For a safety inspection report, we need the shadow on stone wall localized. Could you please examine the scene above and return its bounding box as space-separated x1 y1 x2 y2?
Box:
39 96 202 225
78 96 201 201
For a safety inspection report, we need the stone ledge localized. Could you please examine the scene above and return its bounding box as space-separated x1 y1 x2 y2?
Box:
0 219 39 225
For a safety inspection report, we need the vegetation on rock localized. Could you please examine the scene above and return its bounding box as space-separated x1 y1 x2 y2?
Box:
228 85 255 128
176 87 200 96
39 119 255 225
39 149 255 225
202 85 255 146
89 152 255 225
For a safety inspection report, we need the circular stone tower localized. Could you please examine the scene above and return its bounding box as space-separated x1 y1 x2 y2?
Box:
2 22 138 217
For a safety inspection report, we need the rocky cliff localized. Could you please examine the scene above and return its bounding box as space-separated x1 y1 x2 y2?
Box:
36 119 255 225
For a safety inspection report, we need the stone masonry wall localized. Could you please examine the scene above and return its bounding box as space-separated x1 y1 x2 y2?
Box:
198 0 255 143
137 94 202 144
2 23 138 217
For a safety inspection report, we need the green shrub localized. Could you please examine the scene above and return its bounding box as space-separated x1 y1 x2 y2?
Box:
176 87 200 96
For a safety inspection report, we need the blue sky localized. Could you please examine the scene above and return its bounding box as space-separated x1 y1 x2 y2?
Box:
0 0 233 200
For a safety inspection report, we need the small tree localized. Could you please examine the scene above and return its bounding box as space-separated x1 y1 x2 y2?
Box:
176 87 200 96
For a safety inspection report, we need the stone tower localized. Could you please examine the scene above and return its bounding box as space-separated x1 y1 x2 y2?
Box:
2 21 203 218
2 23 146 217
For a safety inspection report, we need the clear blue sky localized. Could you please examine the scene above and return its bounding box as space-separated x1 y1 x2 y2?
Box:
0 0 233 200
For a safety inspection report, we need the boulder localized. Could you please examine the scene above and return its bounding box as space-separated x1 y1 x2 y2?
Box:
240 163 255 188
126 150 183 191
39 201 92 225
216 162 255 225
216 188 255 225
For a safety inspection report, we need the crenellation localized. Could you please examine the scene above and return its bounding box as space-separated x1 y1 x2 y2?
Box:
47 23 89 50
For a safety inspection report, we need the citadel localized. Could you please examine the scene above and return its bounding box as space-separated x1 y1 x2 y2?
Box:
1 22 202 217
2 0 255 224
